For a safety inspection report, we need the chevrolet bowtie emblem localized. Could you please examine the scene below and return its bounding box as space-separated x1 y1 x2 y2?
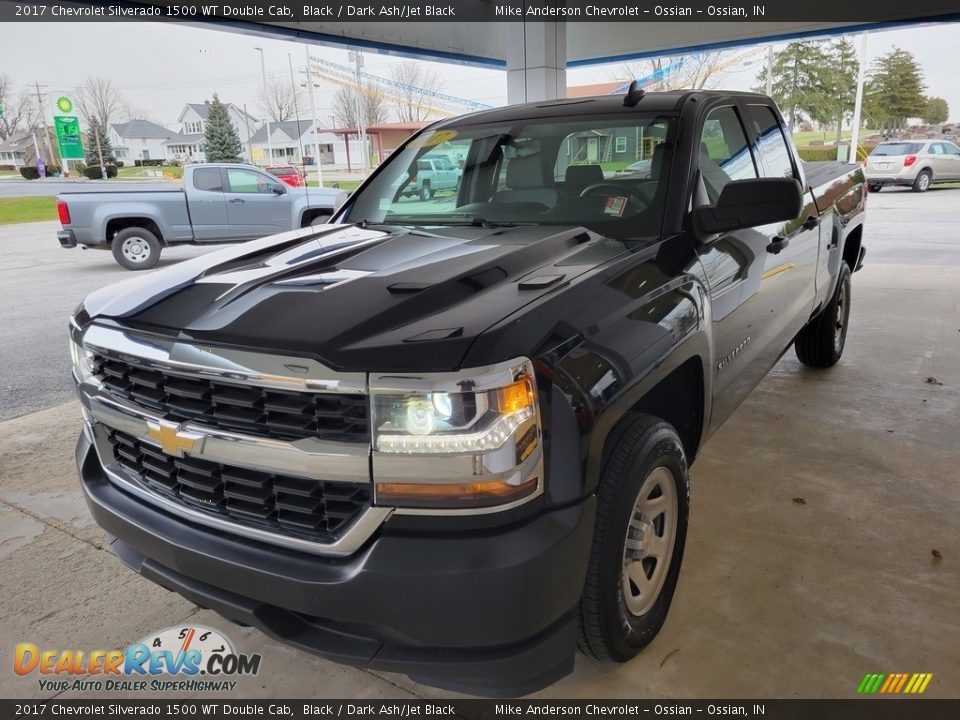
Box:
146 420 203 458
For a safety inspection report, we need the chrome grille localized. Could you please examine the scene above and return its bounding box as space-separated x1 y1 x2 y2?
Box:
93 355 369 443
107 429 371 541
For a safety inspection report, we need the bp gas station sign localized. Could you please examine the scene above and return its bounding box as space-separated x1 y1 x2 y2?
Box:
50 93 85 161
54 115 84 160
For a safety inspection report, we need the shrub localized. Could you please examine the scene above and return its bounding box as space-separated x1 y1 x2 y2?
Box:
83 165 118 179
20 167 40 180
796 145 877 162
132 158 165 167
115 161 124 168
167 160 181 167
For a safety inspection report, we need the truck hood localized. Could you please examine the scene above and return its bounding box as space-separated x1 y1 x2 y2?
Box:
79 223 630 371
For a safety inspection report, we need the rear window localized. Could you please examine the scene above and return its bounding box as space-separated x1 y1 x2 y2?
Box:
871 143 923 156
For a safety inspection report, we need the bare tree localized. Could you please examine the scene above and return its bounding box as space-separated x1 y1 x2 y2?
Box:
616 52 731 91
0 73 39 141
258 75 305 123
331 82 390 129
75 77 125 133
389 62 443 122
120 101 162 126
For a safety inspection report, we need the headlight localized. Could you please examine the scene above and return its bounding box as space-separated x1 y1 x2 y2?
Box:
69 338 95 383
371 358 542 511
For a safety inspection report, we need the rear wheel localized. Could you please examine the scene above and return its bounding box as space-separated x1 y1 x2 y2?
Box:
111 227 161 270
579 414 689 661
794 262 852 368
419 183 433 201
868 183 882 193
912 169 932 192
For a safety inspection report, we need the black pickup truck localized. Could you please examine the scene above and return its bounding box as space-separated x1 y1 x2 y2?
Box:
70 89 865 695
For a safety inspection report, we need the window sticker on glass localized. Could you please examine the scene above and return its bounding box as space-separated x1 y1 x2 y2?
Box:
604 196 628 217
407 129 459 148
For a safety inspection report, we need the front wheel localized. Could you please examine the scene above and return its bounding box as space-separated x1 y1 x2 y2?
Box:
419 183 433 201
579 414 690 661
111 227 161 270
794 262 852 367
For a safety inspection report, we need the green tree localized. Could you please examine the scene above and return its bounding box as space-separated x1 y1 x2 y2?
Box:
923 97 949 125
759 42 832 132
865 48 926 132
821 39 859 141
84 119 116 166
202 94 242 163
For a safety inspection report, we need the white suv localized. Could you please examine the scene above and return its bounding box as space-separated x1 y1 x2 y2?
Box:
866 140 960 192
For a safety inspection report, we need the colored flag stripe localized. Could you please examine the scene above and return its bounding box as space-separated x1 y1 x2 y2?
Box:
918 674 933 694
880 675 895 693
869 673 886 693
894 673 909 693
904 674 919 693
857 674 873 693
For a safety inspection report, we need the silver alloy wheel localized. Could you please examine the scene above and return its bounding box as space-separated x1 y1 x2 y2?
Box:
621 465 678 616
121 236 152 264
834 280 848 353
918 172 930 191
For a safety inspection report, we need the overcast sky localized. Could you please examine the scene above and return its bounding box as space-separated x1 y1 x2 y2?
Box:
2 21 958 128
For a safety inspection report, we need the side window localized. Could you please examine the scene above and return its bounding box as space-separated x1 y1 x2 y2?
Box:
193 167 223 192
226 168 273 194
945 143 960 156
698 106 757 203
929 143 943 155
416 159 431 172
747 105 796 180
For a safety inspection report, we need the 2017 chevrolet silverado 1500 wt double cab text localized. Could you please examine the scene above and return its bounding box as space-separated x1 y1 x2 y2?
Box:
70 89 866 695
56 163 346 270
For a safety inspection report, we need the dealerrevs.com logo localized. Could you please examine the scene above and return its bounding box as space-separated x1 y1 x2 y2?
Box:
14 625 262 693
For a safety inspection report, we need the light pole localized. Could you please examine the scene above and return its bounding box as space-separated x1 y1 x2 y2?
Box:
254 47 272 166
304 48 323 188
347 50 367 171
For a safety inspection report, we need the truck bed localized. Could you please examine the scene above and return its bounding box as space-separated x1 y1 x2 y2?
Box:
802 161 859 190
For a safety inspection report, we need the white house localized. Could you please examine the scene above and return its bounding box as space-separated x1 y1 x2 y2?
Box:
110 120 178 164
249 119 370 170
165 102 259 163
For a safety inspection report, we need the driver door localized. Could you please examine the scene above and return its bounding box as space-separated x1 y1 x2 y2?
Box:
223 167 289 239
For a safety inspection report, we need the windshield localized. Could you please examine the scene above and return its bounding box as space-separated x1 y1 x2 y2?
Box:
342 114 674 238
871 143 924 156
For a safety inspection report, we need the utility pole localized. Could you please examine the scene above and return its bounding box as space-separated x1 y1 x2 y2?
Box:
34 82 58 170
348 50 367 171
254 47 272 165
849 33 869 165
304 48 323 188
95 128 107 180
765 45 773 97
242 103 253 163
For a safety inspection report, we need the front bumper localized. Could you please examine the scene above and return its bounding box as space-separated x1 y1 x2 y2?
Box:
77 432 594 696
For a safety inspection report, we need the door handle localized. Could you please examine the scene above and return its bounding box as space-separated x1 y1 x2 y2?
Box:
229 198 245 204
766 236 790 255
802 215 819 230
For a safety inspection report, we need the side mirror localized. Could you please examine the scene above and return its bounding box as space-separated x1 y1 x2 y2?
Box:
693 177 802 237
272 183 287 195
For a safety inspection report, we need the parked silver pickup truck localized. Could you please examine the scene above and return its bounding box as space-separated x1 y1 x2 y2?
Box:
56 164 346 269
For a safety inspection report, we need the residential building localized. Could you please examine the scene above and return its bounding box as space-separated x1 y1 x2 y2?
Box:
0 129 62 168
110 119 178 164
168 102 259 163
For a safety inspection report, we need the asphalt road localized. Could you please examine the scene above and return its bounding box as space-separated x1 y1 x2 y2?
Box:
1 187 957 421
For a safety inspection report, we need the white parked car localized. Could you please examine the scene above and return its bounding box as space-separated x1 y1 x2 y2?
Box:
865 140 960 192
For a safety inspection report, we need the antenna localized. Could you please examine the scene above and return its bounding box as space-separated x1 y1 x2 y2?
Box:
623 80 646 108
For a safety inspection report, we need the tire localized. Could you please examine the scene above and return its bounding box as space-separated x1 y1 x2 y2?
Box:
868 184 882 193
419 183 432 201
579 414 690 661
308 212 332 228
794 261 852 368
912 169 932 192
111 227 161 270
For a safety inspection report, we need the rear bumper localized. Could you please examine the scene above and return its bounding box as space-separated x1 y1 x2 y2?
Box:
865 175 914 186
77 432 594 696
57 230 77 248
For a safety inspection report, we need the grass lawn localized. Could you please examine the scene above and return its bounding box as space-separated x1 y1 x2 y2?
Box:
0 196 57 225
308 180 361 192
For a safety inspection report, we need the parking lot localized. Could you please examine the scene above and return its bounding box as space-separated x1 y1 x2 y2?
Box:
1 187 958 699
